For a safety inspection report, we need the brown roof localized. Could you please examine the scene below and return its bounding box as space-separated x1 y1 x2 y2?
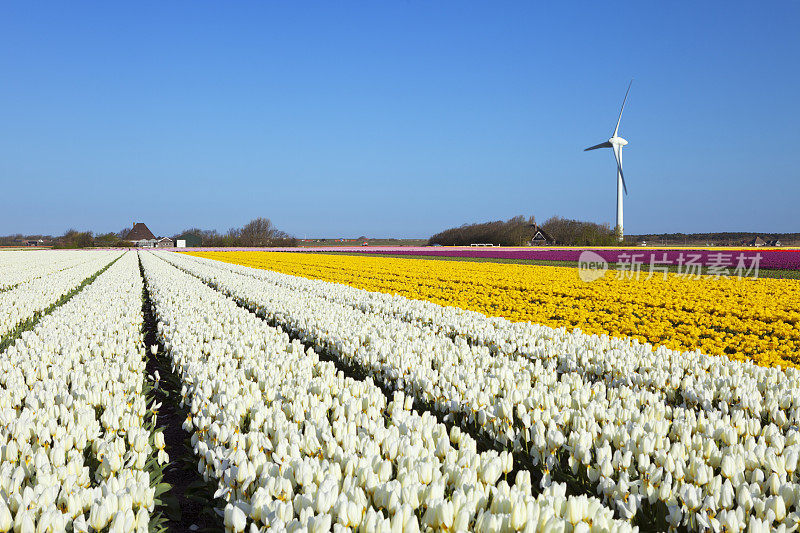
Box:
125 222 156 241
528 223 554 243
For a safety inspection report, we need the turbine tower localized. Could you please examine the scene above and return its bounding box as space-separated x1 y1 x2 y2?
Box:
585 80 632 241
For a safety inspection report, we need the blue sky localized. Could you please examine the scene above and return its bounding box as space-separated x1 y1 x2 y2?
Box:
1 2 798 238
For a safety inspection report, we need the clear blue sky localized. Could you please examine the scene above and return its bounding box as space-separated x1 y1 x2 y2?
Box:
2 2 798 238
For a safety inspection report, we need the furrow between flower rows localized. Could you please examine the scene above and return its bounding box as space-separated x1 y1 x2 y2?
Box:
0 251 167 532
162 250 800 532
141 252 632 532
138 253 224 532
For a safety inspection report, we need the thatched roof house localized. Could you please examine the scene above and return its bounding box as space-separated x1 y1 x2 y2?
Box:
125 222 156 242
528 224 554 246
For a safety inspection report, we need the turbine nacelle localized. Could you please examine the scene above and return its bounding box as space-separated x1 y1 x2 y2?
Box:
609 136 627 147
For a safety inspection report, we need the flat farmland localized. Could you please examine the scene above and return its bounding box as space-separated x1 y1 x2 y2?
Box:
4 248 800 531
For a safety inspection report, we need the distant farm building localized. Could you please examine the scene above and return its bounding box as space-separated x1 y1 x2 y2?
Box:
125 223 156 246
748 236 766 247
528 224 554 246
155 237 174 248
175 233 201 248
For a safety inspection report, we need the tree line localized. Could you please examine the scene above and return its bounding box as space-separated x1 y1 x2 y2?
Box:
428 216 538 246
631 231 800 246
540 216 618 246
52 230 118 248
5 217 297 248
427 215 617 246
178 217 297 247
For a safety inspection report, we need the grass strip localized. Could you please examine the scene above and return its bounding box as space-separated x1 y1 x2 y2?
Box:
0 283 20 293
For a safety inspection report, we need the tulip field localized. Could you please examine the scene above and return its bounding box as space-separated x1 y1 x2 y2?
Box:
0 252 167 532
3 249 800 532
186 251 800 369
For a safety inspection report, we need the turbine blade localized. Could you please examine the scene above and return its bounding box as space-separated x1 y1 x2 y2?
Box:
612 79 633 138
613 145 628 195
584 141 612 151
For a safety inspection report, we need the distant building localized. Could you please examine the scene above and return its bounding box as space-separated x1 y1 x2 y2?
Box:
769 239 782 247
748 236 766 247
528 224 554 246
175 233 201 248
155 237 174 248
125 222 156 245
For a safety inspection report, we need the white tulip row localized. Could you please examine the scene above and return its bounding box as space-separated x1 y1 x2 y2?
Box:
0 251 164 533
0 251 120 341
158 251 800 532
141 252 633 532
0 251 99 291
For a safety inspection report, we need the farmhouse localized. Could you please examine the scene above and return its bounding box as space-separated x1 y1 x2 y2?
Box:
528 224 554 246
124 223 156 246
155 237 174 248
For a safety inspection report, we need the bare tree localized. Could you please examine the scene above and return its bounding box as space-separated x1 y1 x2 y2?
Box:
240 217 278 247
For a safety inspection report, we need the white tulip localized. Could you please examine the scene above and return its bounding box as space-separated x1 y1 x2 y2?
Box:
15 509 35 533
224 504 247 532
0 499 11 532
767 495 787 522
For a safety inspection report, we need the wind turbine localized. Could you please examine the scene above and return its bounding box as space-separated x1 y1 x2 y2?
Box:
585 80 632 242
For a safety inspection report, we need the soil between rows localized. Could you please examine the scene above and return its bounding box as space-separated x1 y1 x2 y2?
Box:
139 253 224 532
